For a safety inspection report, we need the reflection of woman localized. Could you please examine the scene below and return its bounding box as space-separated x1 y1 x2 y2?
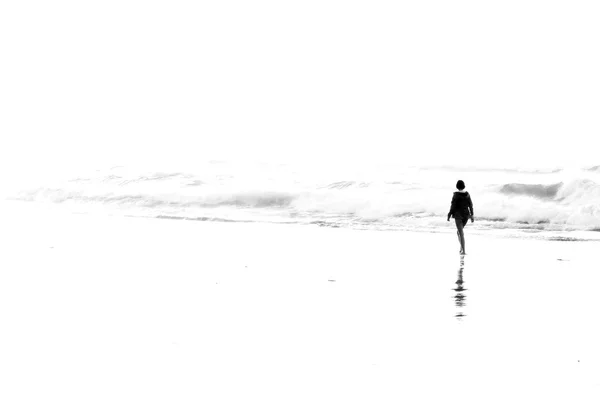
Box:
454 257 466 318
447 180 474 255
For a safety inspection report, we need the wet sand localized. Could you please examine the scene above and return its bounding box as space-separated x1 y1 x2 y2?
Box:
1 202 599 397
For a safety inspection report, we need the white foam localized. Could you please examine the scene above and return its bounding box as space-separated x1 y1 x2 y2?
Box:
8 162 600 234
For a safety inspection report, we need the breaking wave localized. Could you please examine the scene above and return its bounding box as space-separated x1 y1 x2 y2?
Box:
499 183 562 199
8 163 600 235
15 188 297 209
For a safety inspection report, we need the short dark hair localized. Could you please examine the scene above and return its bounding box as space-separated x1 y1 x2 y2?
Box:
456 180 465 190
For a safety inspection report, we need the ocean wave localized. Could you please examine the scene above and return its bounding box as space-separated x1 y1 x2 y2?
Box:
321 181 370 189
499 183 562 199
11 163 600 233
105 172 195 186
206 192 296 207
421 165 563 174
155 215 247 223
13 188 297 209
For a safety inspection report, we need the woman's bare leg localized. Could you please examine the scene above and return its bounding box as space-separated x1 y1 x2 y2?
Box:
455 218 466 254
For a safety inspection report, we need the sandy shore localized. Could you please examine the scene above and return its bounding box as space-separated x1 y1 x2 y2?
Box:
1 201 599 397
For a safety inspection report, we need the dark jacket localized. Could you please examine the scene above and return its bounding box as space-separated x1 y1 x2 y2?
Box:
448 191 474 219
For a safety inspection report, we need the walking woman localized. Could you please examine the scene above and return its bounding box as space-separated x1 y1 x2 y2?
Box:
447 180 474 255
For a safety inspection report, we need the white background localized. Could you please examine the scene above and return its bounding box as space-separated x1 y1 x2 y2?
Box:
2 0 599 174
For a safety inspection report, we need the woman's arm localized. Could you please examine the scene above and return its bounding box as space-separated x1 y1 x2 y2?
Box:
447 193 456 221
468 194 474 221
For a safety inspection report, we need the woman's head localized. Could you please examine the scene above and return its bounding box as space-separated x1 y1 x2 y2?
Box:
456 180 465 190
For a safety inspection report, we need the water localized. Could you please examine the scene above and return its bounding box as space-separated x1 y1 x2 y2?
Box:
7 160 600 241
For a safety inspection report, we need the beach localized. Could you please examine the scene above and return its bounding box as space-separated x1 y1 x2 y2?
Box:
1 201 599 397
4 0 600 395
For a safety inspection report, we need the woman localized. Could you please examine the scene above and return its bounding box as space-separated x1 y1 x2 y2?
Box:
447 180 474 255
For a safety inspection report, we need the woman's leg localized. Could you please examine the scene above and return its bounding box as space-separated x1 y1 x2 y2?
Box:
455 217 465 254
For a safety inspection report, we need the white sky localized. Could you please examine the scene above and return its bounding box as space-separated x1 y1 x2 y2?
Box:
1 0 599 174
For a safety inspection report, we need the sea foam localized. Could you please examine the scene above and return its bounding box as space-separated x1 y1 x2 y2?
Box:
8 162 600 237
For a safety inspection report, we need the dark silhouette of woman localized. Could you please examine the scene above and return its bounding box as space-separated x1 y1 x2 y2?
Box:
447 180 474 255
